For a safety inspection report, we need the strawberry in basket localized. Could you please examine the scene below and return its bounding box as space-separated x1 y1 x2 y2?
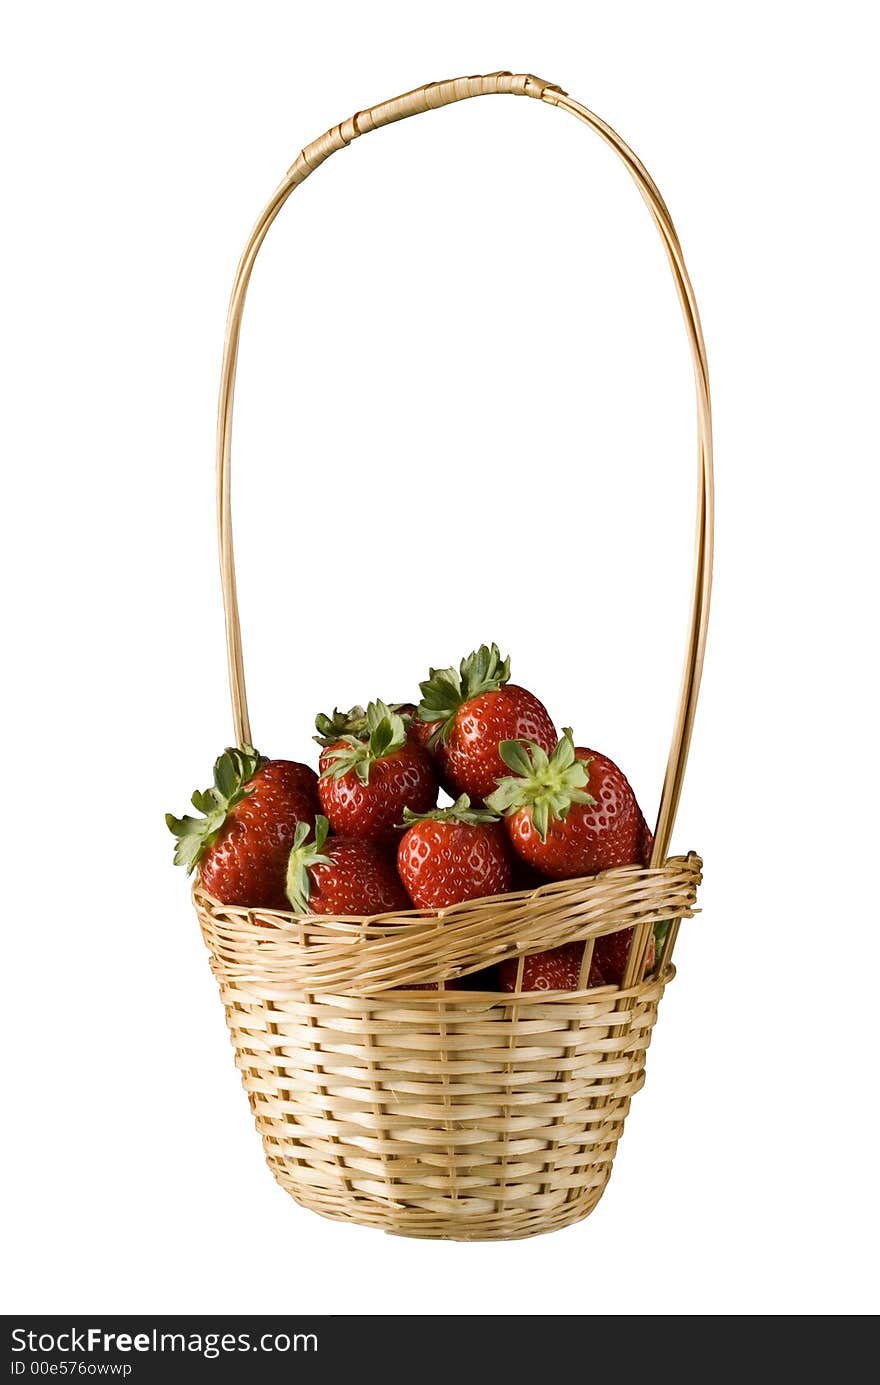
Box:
498 942 601 992
317 701 432 759
394 797 512 991
166 746 319 909
318 700 438 842
286 815 409 915
487 730 654 991
416 643 557 804
486 729 651 878
397 796 512 909
496 934 654 992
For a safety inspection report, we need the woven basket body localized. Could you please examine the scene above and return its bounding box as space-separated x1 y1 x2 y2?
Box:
198 73 713 1240
197 856 700 1239
225 984 662 1239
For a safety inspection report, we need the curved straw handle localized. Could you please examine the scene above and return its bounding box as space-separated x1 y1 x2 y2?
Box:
216 72 713 973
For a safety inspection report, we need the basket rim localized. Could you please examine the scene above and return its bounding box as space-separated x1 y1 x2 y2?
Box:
196 853 701 995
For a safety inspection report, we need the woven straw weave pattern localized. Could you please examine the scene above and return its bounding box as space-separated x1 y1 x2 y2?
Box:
197 856 700 1239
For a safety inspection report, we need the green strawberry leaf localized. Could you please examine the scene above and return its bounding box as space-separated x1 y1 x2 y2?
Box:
319 700 407 785
459 643 510 700
400 795 501 828
499 740 534 777
653 918 671 959
314 705 368 747
532 799 550 841
485 730 596 843
285 814 332 913
417 643 510 743
166 745 266 873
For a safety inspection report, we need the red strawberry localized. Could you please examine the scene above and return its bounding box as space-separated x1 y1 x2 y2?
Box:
486 730 651 879
498 942 601 992
416 643 556 804
638 815 656 867
489 731 654 992
394 703 437 754
166 747 319 908
591 928 655 986
404 712 456 797
286 816 409 915
318 701 438 843
497 931 655 992
397 796 512 910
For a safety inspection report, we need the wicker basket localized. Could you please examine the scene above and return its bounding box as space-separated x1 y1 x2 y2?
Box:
196 72 713 1241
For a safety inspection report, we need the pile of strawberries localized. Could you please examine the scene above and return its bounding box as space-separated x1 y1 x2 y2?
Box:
168 645 655 991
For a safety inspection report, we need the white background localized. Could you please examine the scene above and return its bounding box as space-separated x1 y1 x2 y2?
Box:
2 1 878 1316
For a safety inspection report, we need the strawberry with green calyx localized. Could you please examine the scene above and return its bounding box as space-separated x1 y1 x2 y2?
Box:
490 729 654 991
486 730 652 879
417 643 557 804
318 699 437 842
314 703 418 748
286 815 409 916
314 705 368 747
397 796 513 910
486 730 593 844
166 747 319 909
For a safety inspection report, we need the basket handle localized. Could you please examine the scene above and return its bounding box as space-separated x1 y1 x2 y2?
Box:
215 71 713 901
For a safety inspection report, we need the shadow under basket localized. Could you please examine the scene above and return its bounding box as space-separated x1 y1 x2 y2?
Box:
196 72 713 1240
196 854 702 1240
